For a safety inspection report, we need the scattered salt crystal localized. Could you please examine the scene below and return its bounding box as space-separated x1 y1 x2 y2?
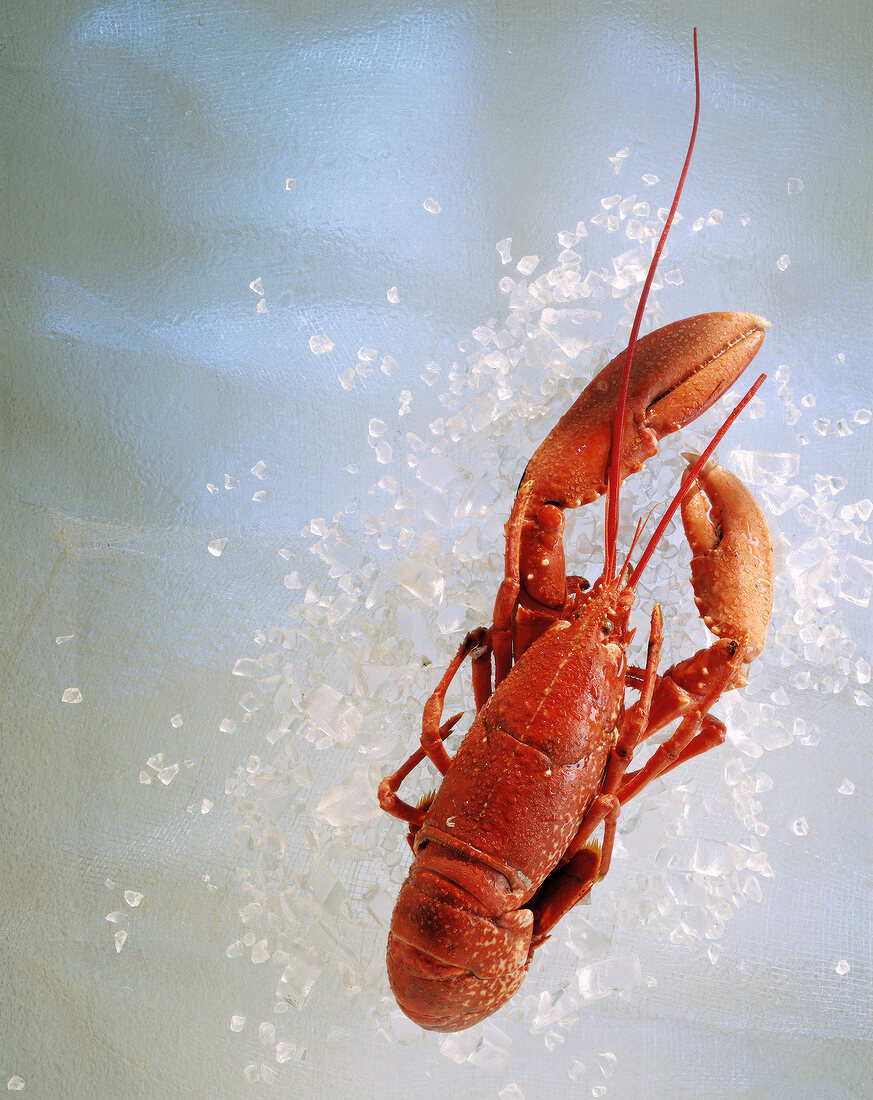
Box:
740 213 751 225
731 449 799 486
170 714 183 728
592 1087 607 1098
642 173 658 184
708 944 721 964
813 417 829 435
123 890 143 907
256 299 267 314
499 1085 525 1100
251 939 270 964
114 929 127 952
219 718 237 734
856 658 871 684
440 1027 482 1064
56 634 74 644
201 798 213 814
568 1060 586 1081
792 817 809 836
423 197 441 214
105 911 123 923
387 286 400 303
776 254 790 271
249 277 264 296
258 1021 275 1046
252 490 265 502
338 367 356 390
835 959 851 975
277 954 322 1010
854 408 871 425
467 1022 512 1071
516 255 539 276
838 554 873 607
139 771 151 784
787 177 804 193
230 1015 246 1032
285 177 296 190
838 779 855 796
224 474 238 489
309 334 334 355
158 763 179 785
61 687 82 704
7 1077 25 1091
243 1065 259 1083
260 1066 277 1086
208 538 228 557
314 764 382 826
146 753 163 770
596 1052 617 1077
250 460 268 480
206 482 219 494
276 1042 296 1063
837 418 853 436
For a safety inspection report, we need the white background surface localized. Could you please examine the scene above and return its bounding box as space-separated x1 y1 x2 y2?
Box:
1 2 871 1098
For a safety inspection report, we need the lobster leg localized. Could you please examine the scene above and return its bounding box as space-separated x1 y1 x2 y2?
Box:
421 628 489 774
378 712 464 828
618 712 726 805
528 795 620 949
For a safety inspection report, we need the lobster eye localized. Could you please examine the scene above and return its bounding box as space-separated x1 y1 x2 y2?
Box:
601 617 614 636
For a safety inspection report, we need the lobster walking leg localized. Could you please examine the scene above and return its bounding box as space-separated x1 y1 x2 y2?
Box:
378 712 463 829
421 628 489 774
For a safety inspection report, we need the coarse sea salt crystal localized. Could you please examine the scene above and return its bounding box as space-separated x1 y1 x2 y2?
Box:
835 959 851 975
496 238 512 263
124 890 143 907
387 286 400 303
423 197 441 214
309 334 334 355
7 1076 25 1091
230 1015 246 1032
208 538 228 557
114 929 127 952
838 554 873 607
62 687 82 704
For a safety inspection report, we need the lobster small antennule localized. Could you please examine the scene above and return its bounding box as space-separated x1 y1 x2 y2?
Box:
604 27 701 581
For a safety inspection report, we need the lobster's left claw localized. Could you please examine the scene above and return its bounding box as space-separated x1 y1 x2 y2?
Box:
680 455 774 664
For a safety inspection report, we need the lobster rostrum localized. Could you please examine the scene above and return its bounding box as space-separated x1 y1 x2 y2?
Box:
379 32 774 1032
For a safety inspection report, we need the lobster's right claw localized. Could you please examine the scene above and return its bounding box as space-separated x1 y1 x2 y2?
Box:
680 455 774 667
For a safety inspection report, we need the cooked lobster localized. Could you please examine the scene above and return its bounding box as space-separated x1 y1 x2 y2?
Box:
379 30 774 1032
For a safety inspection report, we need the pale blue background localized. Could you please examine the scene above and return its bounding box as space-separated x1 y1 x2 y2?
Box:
1 2 871 1098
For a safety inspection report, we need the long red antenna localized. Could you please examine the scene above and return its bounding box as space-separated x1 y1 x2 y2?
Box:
628 371 766 588
604 28 701 580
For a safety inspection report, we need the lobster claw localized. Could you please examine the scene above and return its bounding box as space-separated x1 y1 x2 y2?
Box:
680 454 774 666
521 312 771 513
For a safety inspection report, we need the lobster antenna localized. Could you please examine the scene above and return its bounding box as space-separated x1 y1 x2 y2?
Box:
604 28 700 580
628 370 766 588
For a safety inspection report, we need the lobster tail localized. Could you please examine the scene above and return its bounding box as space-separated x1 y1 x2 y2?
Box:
386 868 533 1031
